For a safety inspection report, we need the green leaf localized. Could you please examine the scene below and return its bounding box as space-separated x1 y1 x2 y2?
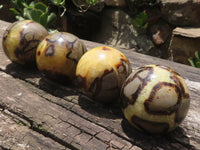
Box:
51 0 65 6
48 28 58 33
39 12 48 28
142 22 148 29
0 5 3 9
23 7 32 20
16 15 25 20
188 58 196 67
132 12 148 28
47 12 57 27
86 0 99 5
29 1 35 8
195 50 200 59
30 9 43 23
15 0 25 12
35 2 47 13
10 8 20 15
22 1 29 8
196 61 200 68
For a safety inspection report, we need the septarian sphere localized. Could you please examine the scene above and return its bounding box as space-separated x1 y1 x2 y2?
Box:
36 32 87 82
76 46 132 104
121 64 190 134
2 20 48 66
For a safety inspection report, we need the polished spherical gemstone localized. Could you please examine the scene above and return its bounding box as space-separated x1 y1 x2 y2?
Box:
76 46 132 104
36 32 87 82
121 64 190 134
2 20 48 66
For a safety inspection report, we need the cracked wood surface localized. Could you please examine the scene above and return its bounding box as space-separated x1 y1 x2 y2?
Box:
0 109 66 150
0 20 200 150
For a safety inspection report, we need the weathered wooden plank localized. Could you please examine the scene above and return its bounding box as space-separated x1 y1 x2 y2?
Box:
26 75 200 150
0 71 140 150
17 79 200 150
0 109 66 150
0 53 199 150
0 20 200 150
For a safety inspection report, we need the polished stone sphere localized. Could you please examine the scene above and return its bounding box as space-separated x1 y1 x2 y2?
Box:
36 32 87 82
121 64 190 134
2 20 48 66
76 46 132 104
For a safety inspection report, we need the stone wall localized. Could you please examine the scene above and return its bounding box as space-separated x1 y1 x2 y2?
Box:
84 0 200 65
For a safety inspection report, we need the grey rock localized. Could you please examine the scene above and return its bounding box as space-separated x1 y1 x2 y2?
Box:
161 0 200 27
169 27 200 64
115 24 138 49
92 8 154 53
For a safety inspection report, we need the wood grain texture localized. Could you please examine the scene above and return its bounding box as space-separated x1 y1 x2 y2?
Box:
0 107 66 150
0 20 200 150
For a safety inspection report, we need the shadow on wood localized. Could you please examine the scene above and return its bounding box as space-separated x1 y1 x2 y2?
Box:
5 62 40 79
78 94 123 119
38 77 79 98
121 119 195 150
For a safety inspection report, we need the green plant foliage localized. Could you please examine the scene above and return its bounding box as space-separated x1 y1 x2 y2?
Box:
0 5 3 9
50 0 65 6
50 0 66 17
86 0 99 5
10 0 58 32
188 50 200 68
132 12 148 30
